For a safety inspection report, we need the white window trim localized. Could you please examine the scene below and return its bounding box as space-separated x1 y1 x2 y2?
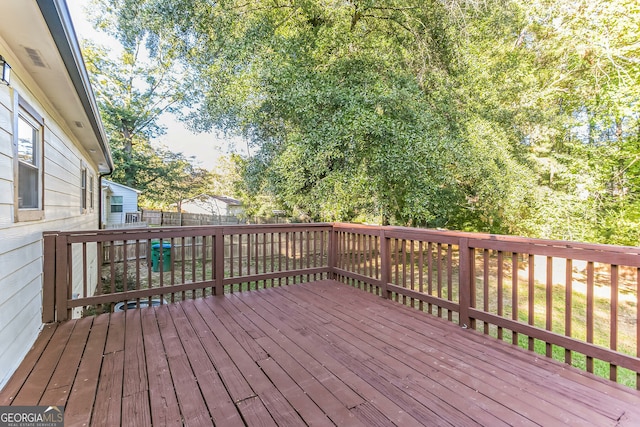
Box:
81 163 87 213
13 93 44 222
89 174 95 210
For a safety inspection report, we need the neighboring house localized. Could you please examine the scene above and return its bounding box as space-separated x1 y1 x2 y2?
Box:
101 179 141 228
0 1 113 388
180 195 243 217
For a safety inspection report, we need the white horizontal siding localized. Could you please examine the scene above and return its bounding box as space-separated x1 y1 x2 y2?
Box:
0 131 11 160
0 93 10 137
0 282 41 388
0 237 41 284
0 76 102 389
106 184 139 225
0 260 41 334
0 258 40 309
0 177 13 206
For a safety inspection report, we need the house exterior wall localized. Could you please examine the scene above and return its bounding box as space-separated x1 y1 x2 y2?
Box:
103 180 139 226
0 59 100 388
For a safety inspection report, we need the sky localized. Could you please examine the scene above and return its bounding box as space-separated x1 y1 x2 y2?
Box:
66 0 242 170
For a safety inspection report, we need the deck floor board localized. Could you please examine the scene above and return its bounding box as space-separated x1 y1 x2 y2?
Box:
1 280 639 426
287 283 600 426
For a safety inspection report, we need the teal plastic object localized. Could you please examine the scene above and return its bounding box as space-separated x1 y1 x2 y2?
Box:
151 242 171 272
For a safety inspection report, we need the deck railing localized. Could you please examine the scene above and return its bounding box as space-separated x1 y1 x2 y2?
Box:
43 222 640 388
43 224 331 322
331 223 640 389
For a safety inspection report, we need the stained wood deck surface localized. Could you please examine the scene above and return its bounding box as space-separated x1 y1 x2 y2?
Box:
1 280 639 426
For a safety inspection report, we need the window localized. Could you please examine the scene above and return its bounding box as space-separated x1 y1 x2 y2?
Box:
18 116 39 208
14 96 44 221
81 167 87 210
89 175 94 209
111 195 123 213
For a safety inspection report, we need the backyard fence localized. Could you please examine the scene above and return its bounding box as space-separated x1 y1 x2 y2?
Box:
140 210 297 227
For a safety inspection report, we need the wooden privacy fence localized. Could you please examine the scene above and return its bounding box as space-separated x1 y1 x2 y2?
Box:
43 223 640 388
141 210 246 226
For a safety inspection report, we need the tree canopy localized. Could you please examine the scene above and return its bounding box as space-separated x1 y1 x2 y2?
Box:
88 0 640 243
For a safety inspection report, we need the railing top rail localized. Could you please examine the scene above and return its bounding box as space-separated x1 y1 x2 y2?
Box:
46 223 334 239
333 222 640 257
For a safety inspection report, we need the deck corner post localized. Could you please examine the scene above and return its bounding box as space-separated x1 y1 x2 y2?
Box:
379 228 391 299
42 231 58 323
214 228 225 296
55 233 70 322
458 237 473 329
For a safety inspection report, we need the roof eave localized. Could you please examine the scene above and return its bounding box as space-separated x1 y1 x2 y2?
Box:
36 0 113 174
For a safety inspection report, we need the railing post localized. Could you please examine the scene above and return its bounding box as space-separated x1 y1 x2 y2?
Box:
55 233 70 321
379 228 391 299
214 228 225 296
42 232 57 323
328 225 337 279
458 237 473 328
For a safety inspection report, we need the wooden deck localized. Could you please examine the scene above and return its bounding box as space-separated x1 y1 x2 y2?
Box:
2 280 639 426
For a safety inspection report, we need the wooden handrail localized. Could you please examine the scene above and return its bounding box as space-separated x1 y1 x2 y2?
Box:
42 222 640 388
331 222 640 389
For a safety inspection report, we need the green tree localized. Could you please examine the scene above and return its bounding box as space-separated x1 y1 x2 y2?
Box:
96 0 640 243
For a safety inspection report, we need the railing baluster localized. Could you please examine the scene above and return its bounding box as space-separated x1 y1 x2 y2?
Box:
285 232 290 286
82 241 88 303
135 239 141 306
278 232 283 286
483 249 489 334
159 238 165 303
146 238 152 305
447 245 453 322
191 236 196 299
497 251 503 340
546 256 553 357
401 239 407 305
239 234 244 289
122 240 127 301
528 254 535 351
427 242 433 314
610 264 618 381
109 240 116 311
306 230 311 283
458 238 471 329
271 232 275 286
418 241 424 312
437 243 443 318
512 252 519 346
565 258 573 365
379 230 391 299
586 261 595 373
410 240 415 309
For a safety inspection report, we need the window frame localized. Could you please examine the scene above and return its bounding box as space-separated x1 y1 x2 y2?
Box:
89 175 94 210
110 195 124 213
13 94 44 222
81 165 87 212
